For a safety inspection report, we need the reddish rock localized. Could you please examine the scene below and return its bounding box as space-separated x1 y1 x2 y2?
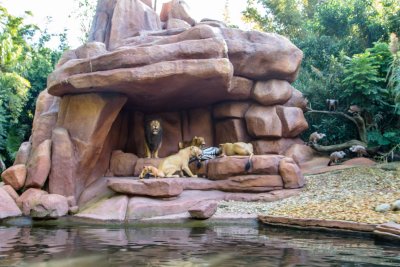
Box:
245 105 282 138
107 178 183 197
168 0 196 26
0 187 21 219
283 88 308 111
31 96 59 152
88 0 119 45
166 18 191 29
198 19 227 28
108 176 283 195
48 59 233 113
57 93 127 199
224 188 301 202
25 139 52 189
32 90 55 128
157 111 183 158
16 188 48 216
1 164 27 190
108 0 161 49
49 127 76 197
213 102 250 119
74 42 107 59
56 49 77 68
134 158 164 176
284 144 314 165
279 157 305 189
30 194 69 218
1 185 19 201
207 155 281 180
48 38 228 87
252 138 303 155
13 142 31 165
189 160 208 178
182 107 214 149
226 76 253 100
126 190 226 220
109 150 138 176
76 195 129 221
77 177 116 210
276 106 308 137
215 119 251 145
253 80 293 106
219 27 303 82
189 201 218 219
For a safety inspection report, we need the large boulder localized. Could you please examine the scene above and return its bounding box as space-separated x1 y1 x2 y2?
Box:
276 106 309 137
109 150 138 176
168 0 196 26
56 93 127 199
1 164 26 190
253 80 293 106
1 185 19 201
25 139 52 189
213 102 250 119
207 155 282 180
0 187 21 219
107 178 184 197
245 105 282 138
48 59 233 112
16 188 48 216
252 138 303 155
189 201 217 219
30 194 69 218
279 157 305 188
76 195 129 221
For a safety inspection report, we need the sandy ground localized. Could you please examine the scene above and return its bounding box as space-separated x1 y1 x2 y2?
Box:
216 162 400 224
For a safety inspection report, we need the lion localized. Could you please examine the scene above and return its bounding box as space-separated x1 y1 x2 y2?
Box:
144 119 162 158
158 146 203 177
178 136 206 149
139 165 165 179
219 142 254 171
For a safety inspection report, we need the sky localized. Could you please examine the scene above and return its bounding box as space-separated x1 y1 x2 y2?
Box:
0 0 250 49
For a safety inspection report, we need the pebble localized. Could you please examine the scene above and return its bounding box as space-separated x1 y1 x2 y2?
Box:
392 200 400 211
375 203 391 213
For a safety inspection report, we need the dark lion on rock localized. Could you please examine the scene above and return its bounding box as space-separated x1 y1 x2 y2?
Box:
144 119 163 158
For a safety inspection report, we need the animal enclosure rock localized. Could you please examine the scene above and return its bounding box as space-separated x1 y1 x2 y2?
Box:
0 187 21 219
189 201 218 219
1 164 27 190
107 178 184 197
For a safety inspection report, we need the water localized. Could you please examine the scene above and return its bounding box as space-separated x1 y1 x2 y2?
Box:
0 221 399 267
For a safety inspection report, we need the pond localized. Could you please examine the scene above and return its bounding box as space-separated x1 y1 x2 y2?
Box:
0 219 399 267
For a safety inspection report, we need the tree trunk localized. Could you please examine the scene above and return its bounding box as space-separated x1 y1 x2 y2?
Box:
311 140 367 153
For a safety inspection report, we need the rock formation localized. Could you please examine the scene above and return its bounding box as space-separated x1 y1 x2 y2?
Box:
0 0 310 221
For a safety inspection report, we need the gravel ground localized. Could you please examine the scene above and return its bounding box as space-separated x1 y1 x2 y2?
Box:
216 162 400 224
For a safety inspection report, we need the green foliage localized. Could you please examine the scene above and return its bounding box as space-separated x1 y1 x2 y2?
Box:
0 5 64 167
244 0 400 150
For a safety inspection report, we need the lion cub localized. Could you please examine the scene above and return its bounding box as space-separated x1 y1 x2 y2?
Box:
158 146 203 177
139 165 165 179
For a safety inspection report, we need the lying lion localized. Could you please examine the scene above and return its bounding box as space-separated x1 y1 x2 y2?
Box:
158 146 203 177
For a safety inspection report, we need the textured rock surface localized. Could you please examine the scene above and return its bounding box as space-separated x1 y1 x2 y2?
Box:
1 185 19 201
284 144 314 165
253 80 293 106
16 188 48 216
189 201 218 219
279 157 305 188
1 164 26 190
30 194 69 218
109 150 138 176
215 119 250 144
0 187 21 219
49 127 76 196
207 155 282 180
108 178 184 197
213 102 250 119
77 177 115 210
76 195 129 221
276 106 309 137
245 105 282 138
13 142 31 165
25 139 52 189
252 138 303 155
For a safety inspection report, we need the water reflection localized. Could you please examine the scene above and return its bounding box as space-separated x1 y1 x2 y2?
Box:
0 224 399 266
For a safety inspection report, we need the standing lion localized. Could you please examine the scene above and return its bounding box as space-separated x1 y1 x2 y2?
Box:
144 119 163 158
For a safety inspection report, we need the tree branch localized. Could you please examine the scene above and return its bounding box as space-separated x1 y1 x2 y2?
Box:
311 140 367 153
305 109 368 143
